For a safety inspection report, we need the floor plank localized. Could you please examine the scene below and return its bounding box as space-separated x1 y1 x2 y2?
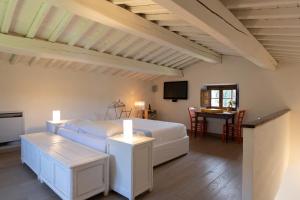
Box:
0 136 242 200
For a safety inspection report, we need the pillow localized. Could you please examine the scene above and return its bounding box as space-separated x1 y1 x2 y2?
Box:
78 121 122 138
62 119 90 132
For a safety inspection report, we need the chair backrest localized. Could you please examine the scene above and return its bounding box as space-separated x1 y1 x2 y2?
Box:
236 110 246 128
188 107 197 120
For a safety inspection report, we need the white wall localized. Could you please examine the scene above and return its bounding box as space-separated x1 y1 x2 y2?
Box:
0 60 153 133
153 56 300 199
242 113 290 200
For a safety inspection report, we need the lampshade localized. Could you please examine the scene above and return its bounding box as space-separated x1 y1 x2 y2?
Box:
134 101 145 110
52 110 61 122
123 119 133 138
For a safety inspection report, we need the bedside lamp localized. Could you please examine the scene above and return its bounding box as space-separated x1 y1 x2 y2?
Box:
134 101 145 118
52 110 61 122
123 119 133 138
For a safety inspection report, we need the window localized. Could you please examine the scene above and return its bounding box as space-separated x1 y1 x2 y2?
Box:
201 84 239 110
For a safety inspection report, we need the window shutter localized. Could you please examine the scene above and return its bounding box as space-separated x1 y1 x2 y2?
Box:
201 89 210 107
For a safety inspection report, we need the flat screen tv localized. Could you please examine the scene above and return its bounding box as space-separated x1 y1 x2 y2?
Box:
164 81 188 101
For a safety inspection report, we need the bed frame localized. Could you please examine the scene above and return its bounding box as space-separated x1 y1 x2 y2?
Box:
153 136 189 166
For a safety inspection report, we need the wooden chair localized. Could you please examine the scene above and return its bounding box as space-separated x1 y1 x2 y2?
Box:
222 110 245 143
188 107 207 136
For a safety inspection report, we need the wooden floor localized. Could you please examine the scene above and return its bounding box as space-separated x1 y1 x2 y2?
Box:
0 136 242 200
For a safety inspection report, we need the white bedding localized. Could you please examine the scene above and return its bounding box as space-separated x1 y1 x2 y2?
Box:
111 118 187 146
58 118 187 148
57 128 107 152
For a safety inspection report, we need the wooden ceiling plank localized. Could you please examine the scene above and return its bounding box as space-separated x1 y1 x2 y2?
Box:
150 49 175 64
157 20 188 27
256 35 300 42
222 0 299 10
180 58 199 69
98 32 127 53
0 33 181 76
261 41 300 48
51 0 221 63
133 43 160 60
130 4 169 14
1 0 19 33
48 12 73 42
111 35 139 55
154 0 277 70
112 0 156 6
68 21 94 46
123 39 149 58
141 46 167 62
242 19 300 29
171 57 194 68
165 55 190 67
232 7 300 20
251 28 300 37
157 52 181 65
145 13 178 21
84 26 112 50
26 2 52 38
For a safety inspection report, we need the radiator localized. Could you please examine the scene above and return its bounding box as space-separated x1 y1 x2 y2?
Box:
0 112 24 143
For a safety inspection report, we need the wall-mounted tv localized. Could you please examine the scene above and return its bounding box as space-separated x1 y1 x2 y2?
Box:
164 81 188 101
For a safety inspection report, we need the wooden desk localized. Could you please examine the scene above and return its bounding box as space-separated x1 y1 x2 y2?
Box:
195 111 236 143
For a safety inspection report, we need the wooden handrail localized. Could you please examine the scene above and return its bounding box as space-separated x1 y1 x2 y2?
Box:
242 109 290 128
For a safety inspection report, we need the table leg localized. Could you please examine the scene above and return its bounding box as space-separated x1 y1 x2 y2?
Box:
225 119 229 143
203 117 207 136
232 116 235 141
195 114 198 137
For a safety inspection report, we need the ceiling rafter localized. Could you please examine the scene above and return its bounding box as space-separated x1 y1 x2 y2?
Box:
51 0 221 63
154 0 277 70
0 33 181 76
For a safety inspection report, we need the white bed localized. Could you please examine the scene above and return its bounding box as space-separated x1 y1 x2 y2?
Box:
57 118 189 166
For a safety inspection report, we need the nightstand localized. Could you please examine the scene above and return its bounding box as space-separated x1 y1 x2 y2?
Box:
46 120 68 133
107 135 154 200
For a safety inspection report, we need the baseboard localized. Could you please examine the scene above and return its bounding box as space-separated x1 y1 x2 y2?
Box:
187 129 221 138
0 140 20 154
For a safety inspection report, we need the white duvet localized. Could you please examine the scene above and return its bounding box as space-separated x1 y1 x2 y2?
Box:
59 118 187 146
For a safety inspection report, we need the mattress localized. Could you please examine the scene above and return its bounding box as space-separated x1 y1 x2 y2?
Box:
58 118 187 148
57 128 107 152
112 118 187 146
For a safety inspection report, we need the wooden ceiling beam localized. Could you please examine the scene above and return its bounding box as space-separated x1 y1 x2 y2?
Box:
0 33 182 76
51 0 221 63
154 0 277 70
